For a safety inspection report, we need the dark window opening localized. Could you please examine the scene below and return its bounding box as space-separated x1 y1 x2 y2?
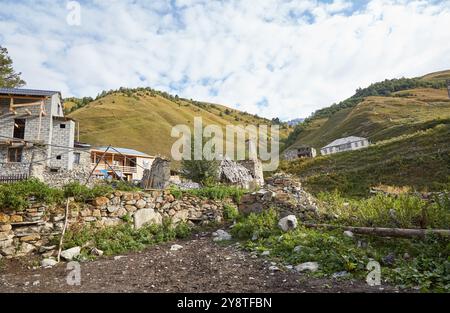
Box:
56 155 62 160
60 124 66 129
8 147 23 163
50 168 59 173
13 119 26 139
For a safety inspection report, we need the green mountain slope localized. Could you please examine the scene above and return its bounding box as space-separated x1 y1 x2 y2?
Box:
68 88 290 158
284 70 450 151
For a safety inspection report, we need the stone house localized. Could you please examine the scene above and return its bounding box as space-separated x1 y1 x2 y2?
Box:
320 136 370 156
0 88 90 185
283 146 317 160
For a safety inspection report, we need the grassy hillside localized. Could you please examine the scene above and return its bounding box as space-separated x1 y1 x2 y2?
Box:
281 123 450 197
68 88 291 159
284 70 450 151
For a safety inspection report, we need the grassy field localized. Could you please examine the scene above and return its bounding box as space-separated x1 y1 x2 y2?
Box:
281 123 450 197
68 90 290 159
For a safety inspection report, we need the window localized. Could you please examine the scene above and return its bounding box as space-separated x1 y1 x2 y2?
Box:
74 152 81 165
60 124 66 129
355 141 359 148
13 119 26 139
8 147 23 162
56 155 62 160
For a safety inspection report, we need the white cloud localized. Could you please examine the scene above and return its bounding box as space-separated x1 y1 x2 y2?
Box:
0 0 450 120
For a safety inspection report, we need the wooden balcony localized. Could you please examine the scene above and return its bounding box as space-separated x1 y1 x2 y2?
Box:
93 163 137 174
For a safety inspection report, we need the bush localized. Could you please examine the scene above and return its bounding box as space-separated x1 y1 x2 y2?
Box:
63 182 113 202
0 179 64 211
223 204 239 221
184 186 245 203
231 208 279 239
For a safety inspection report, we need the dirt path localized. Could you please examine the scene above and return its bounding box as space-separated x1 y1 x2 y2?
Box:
0 232 398 293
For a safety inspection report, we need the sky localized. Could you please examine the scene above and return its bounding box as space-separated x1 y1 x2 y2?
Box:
1 0 450 120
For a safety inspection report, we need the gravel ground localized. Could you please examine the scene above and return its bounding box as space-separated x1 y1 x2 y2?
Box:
0 232 400 293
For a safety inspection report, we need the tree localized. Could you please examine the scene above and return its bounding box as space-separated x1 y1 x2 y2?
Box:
0 46 25 88
181 135 220 186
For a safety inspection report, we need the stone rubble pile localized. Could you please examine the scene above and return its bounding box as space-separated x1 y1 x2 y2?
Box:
239 173 320 219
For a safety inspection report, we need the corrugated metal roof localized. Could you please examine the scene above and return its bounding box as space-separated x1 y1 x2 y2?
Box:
0 88 59 97
94 146 152 158
322 136 368 149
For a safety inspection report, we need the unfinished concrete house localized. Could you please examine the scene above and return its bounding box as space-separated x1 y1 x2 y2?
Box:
0 88 90 186
283 146 317 160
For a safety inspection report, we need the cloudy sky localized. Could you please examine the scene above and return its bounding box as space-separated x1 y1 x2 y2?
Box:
1 0 450 120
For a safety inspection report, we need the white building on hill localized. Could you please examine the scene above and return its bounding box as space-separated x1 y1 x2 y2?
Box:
320 136 370 155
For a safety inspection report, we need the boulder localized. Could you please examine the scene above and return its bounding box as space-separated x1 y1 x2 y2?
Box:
278 215 298 232
60 246 81 261
295 262 319 272
20 234 41 242
0 224 12 232
10 215 23 223
212 229 232 242
134 209 163 229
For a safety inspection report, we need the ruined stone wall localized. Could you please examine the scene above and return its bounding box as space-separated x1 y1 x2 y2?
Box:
0 190 230 259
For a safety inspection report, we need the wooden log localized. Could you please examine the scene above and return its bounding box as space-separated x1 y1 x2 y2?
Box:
302 223 450 239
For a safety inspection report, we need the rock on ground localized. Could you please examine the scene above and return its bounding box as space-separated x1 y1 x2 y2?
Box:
295 262 319 272
60 247 81 261
212 230 232 242
278 215 298 232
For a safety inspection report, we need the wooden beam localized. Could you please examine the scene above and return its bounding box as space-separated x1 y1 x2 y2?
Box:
10 101 43 108
0 95 47 100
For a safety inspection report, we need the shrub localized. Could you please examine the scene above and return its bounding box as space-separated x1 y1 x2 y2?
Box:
63 182 113 202
185 186 245 203
231 208 279 239
0 179 64 211
223 204 239 221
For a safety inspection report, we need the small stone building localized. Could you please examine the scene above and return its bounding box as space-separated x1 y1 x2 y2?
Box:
0 88 90 186
283 146 317 160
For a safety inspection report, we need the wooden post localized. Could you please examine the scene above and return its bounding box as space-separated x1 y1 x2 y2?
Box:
37 100 43 141
57 198 71 263
85 146 111 184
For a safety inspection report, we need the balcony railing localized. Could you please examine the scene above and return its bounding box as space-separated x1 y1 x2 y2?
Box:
92 163 137 174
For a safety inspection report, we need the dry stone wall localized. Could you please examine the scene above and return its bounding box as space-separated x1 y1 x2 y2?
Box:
0 190 231 259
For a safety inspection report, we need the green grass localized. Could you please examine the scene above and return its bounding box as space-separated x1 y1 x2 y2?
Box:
281 124 450 197
317 191 450 229
170 185 245 203
0 180 141 211
58 219 192 257
231 208 450 292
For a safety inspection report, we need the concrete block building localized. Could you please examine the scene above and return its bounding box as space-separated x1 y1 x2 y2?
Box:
0 88 89 185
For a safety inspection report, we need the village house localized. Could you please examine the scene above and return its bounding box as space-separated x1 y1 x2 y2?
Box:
0 88 91 185
283 146 317 160
91 146 154 182
320 136 370 155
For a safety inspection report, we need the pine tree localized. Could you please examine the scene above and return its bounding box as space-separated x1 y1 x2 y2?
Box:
0 46 25 88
